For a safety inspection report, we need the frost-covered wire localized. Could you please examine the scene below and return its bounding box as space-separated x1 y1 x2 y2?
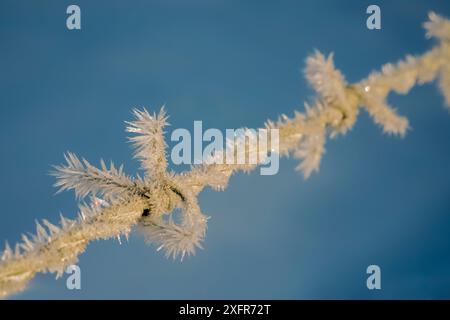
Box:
1 12 449 299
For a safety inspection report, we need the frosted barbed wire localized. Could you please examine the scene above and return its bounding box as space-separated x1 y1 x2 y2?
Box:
1 11 449 299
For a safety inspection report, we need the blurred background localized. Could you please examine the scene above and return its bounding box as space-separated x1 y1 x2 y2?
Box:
0 0 450 299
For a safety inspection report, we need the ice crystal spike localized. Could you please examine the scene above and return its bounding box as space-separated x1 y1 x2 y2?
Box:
1 242 13 262
42 219 60 236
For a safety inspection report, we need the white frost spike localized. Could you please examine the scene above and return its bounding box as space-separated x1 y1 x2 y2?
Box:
14 243 21 258
126 107 168 178
295 129 326 179
78 212 86 221
1 242 13 261
42 219 60 236
79 203 95 219
35 221 49 243
20 235 34 252
59 214 74 230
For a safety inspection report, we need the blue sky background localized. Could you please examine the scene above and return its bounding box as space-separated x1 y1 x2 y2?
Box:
1 0 450 299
